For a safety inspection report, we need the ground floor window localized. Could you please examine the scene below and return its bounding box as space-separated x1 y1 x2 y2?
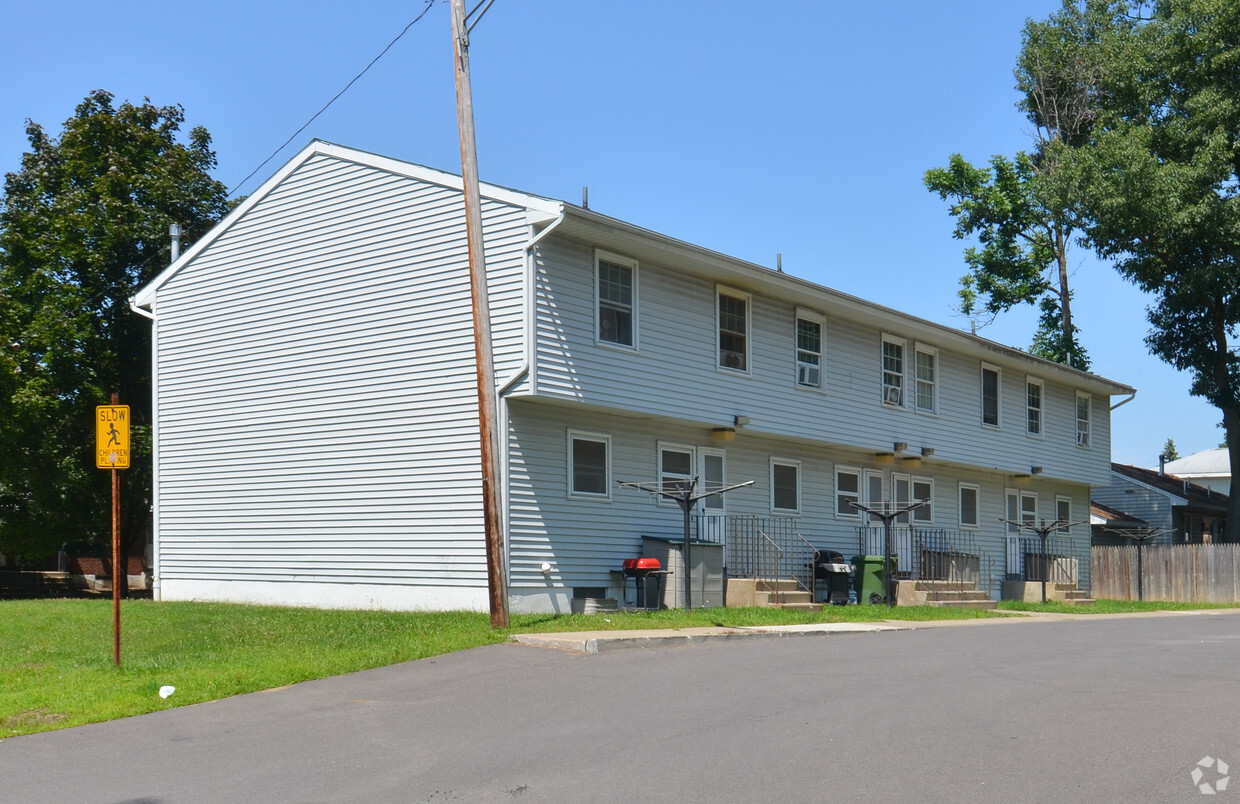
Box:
771 459 800 514
568 431 610 499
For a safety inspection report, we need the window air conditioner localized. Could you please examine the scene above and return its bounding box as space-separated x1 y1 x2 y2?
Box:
885 385 903 406
798 364 820 387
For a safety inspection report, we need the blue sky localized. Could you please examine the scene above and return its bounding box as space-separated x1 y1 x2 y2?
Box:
1 1 1219 466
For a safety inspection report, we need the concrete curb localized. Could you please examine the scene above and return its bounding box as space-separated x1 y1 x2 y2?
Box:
509 608 1240 654
510 623 906 654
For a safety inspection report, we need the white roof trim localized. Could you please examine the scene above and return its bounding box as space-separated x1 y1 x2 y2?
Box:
133 140 561 307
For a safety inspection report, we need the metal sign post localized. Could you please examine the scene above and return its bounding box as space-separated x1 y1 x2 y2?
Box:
618 478 754 610
96 395 129 666
849 499 929 608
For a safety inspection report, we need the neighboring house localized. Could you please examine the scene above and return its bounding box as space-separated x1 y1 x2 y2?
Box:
1092 464 1228 545
1089 500 1149 547
1161 448 1231 495
132 141 1135 613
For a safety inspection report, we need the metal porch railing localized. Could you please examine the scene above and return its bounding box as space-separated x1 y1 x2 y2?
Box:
694 515 816 597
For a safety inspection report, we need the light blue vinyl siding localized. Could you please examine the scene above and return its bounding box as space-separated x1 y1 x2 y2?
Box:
504 399 1093 595
153 153 529 592
532 234 1114 488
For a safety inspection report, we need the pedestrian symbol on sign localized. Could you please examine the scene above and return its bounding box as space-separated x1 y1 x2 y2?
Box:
96 405 131 469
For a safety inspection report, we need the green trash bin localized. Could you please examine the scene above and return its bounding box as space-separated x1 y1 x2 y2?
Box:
853 554 893 605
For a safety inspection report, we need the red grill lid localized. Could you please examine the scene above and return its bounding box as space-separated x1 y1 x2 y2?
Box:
622 557 661 570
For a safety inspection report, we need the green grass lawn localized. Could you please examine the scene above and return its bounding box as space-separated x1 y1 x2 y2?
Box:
3 596 1233 739
0 598 1008 738
996 599 1240 614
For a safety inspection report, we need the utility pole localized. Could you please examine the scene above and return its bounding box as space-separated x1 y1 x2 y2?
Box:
451 0 508 628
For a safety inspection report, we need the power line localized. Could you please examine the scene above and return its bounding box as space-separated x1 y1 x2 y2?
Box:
228 0 437 197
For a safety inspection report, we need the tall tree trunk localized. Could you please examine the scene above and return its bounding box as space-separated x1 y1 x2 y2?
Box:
1055 225 1073 359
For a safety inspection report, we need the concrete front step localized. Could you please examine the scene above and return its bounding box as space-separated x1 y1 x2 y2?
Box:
755 590 814 607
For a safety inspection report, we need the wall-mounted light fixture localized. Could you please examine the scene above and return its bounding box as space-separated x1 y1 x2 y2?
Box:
734 415 750 427
1031 465 1043 475
902 456 922 468
893 441 908 453
713 427 736 441
921 447 935 458
875 452 895 464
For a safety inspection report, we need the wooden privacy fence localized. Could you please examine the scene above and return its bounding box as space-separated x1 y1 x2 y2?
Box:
1092 544 1240 602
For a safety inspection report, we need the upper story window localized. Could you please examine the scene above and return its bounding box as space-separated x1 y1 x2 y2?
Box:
717 288 750 372
1076 392 1092 447
568 430 610 499
881 334 905 407
796 310 823 389
771 459 800 514
981 363 1001 428
595 251 637 348
914 345 937 414
1026 378 1044 437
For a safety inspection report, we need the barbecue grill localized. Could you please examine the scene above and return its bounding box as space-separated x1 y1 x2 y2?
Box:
621 557 667 609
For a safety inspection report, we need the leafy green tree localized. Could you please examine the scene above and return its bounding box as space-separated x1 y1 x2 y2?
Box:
925 152 1089 368
1054 0 1240 540
0 90 230 564
1162 439 1180 462
925 1 1119 370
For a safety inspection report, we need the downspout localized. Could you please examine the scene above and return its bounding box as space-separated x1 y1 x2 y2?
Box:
494 207 566 600
1110 390 1136 411
126 223 179 600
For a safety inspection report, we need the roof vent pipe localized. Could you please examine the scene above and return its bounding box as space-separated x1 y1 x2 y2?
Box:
777 253 783 273
582 186 588 209
169 223 183 263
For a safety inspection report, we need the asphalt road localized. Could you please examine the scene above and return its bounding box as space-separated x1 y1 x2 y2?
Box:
3 612 1239 803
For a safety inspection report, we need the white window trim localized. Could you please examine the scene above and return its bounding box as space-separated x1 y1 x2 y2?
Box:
959 482 980 530
892 471 912 524
881 333 907 409
981 362 1002 429
656 441 695 507
795 307 825 390
913 343 938 415
699 447 727 514
1026 376 1044 439
594 249 638 351
770 458 801 515
1056 495 1073 534
911 476 934 524
717 286 751 375
862 469 885 525
836 465 862 520
567 430 611 500
1076 391 1092 448
1005 488 1038 534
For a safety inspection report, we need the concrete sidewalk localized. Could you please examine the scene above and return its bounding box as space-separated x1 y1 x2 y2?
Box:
510 621 909 653
510 607 1240 654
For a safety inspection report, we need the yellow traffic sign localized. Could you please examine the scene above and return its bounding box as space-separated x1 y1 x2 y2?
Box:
96 405 130 469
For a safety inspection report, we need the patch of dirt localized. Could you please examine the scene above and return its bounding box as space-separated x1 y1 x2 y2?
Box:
2 708 67 734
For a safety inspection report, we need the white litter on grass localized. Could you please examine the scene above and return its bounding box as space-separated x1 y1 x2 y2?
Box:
159 686 175 699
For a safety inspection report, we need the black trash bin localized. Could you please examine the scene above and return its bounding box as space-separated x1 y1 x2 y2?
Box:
814 550 853 606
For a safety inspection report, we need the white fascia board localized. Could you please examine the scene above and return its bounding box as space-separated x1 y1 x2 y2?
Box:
133 140 561 308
